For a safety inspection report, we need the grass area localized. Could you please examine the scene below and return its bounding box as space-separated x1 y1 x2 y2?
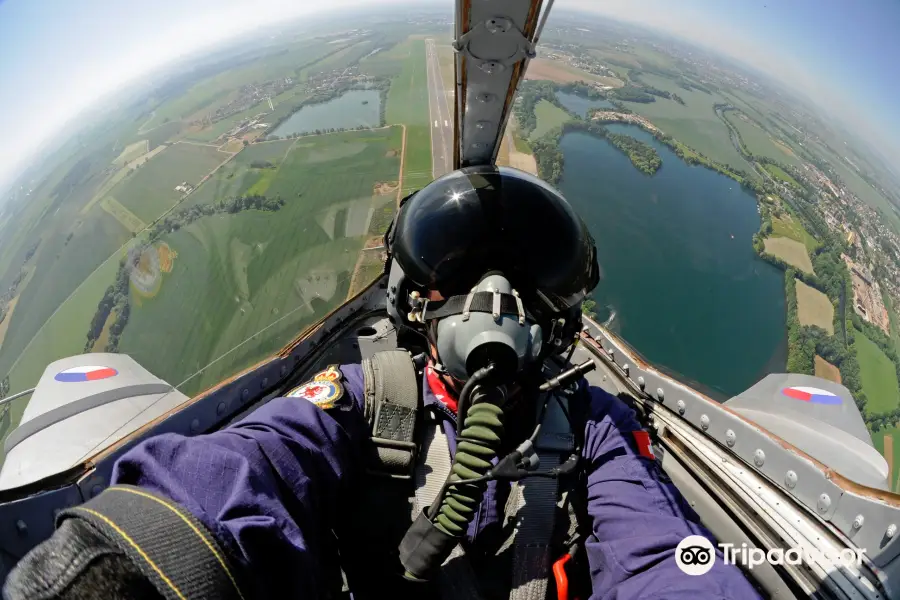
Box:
724 112 802 167
385 38 431 195
113 140 149 166
530 100 570 140
617 73 753 174
119 128 402 396
763 163 801 187
795 279 834 333
764 236 814 274
525 59 623 88
814 355 841 383
113 143 226 223
855 326 900 415
0 207 131 384
873 424 900 492
184 100 269 143
101 196 147 233
771 212 818 252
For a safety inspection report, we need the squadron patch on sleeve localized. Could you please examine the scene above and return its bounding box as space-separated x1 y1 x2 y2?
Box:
287 365 344 409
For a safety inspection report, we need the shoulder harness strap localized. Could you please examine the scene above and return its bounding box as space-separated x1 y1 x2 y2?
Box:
58 484 246 600
361 350 420 479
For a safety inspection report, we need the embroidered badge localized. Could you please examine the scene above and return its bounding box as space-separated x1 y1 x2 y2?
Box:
287 365 344 409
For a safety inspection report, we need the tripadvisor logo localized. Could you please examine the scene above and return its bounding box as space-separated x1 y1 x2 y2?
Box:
676 535 716 576
675 535 866 575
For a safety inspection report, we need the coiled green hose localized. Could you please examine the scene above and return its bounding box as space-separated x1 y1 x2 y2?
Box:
433 394 505 537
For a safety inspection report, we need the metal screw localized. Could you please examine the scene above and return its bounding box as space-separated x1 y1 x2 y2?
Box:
700 414 710 430
217 402 226 415
853 515 865 530
888 524 897 539
241 389 250 402
280 365 288 377
753 449 765 467
677 400 686 415
608 348 615 361
472 142 485 150
485 17 511 33
637 376 645 390
785 470 798 489
480 61 504 74
622 363 630 376
817 493 831 513
725 429 736 447
16 520 27 535
260 377 269 389
475 120 491 130
190 419 200 433
656 388 665 402
476 93 495 103
91 484 104 497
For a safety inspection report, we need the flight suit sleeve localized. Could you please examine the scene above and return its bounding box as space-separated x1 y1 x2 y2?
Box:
580 385 761 599
110 365 370 599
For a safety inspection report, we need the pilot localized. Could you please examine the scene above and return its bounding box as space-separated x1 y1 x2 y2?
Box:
5 167 761 600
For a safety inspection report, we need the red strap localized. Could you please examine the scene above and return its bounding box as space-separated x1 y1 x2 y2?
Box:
425 364 458 413
632 430 655 459
552 553 571 600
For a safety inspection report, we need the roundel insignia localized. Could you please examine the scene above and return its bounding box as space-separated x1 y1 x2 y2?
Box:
781 385 842 405
287 365 344 409
55 366 119 382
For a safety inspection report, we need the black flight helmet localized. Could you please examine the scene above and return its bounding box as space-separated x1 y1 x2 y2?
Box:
386 166 600 352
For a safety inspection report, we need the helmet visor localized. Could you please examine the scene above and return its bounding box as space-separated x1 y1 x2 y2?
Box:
391 167 599 312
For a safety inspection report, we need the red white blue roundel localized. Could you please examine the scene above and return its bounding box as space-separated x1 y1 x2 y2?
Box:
781 386 842 405
54 365 118 383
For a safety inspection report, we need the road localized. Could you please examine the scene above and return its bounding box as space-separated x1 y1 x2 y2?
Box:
425 39 453 179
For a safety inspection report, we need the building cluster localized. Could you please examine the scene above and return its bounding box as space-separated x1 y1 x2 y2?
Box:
173 182 194 194
842 254 891 334
306 65 375 92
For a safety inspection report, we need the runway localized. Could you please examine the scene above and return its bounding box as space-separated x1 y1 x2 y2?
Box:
425 39 454 178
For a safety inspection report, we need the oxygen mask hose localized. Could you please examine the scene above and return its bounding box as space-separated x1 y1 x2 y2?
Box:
431 383 506 536
399 366 507 581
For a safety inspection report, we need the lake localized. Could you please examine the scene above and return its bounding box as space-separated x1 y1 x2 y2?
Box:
556 91 615 118
558 124 787 398
271 90 381 137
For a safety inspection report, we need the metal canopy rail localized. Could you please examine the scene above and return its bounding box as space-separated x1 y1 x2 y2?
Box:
453 0 550 167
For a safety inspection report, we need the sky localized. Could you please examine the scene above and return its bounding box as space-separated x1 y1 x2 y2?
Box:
0 0 898 192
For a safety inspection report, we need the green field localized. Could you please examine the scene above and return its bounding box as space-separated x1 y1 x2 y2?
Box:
724 112 801 167
620 73 753 174
763 163 801 187
771 212 818 251
119 128 402 395
384 38 431 194
113 143 227 223
0 208 131 385
113 140 149 166
530 100 570 140
855 326 900 415
764 236 814 274
873 425 900 492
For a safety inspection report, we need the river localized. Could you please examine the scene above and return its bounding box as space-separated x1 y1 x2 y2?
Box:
271 90 381 137
556 91 615 118
558 124 787 398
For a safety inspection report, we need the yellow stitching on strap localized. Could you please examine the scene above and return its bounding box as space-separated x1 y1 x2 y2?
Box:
109 486 246 600
73 507 185 600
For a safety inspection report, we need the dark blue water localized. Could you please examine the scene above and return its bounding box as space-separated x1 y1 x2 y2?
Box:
556 91 615 118
559 125 787 398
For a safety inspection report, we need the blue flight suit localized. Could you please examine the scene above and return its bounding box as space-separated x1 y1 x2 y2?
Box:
110 364 761 599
